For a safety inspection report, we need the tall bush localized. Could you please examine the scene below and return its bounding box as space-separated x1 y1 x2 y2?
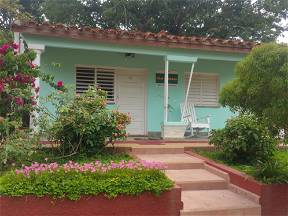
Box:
0 31 60 166
39 87 131 155
219 43 288 141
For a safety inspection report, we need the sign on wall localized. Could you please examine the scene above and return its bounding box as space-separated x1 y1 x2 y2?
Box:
156 73 178 85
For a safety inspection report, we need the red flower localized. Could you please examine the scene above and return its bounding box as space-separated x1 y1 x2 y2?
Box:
31 100 37 106
0 44 10 54
35 87 40 93
12 43 19 50
0 81 4 93
57 80 63 88
15 97 24 106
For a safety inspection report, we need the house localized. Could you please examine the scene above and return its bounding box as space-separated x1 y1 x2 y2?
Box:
12 21 256 138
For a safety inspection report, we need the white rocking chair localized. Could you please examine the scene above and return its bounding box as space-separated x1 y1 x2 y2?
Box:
180 102 211 137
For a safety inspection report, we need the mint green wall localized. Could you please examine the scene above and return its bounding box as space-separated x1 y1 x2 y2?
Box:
22 33 242 133
40 47 237 132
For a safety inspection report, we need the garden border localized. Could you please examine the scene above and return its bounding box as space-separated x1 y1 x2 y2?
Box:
1 186 183 216
185 151 288 216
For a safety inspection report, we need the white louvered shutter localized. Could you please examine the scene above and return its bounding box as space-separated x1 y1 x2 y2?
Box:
96 68 115 103
76 67 115 103
185 73 219 106
76 67 95 93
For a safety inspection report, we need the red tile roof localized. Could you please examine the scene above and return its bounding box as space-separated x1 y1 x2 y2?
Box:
12 21 258 53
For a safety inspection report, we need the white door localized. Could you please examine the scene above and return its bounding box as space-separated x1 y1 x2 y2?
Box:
116 70 146 135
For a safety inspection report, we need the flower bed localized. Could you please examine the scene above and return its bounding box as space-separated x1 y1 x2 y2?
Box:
0 160 183 216
0 160 173 200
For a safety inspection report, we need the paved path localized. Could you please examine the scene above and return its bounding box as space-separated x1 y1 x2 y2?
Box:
134 148 261 216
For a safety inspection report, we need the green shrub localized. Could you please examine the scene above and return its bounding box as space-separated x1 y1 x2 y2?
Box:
0 163 173 200
0 130 38 169
255 151 288 184
255 160 288 184
219 43 288 141
209 115 276 163
39 87 131 155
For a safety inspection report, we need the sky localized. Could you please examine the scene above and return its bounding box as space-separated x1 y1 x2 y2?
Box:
278 31 288 43
277 19 288 43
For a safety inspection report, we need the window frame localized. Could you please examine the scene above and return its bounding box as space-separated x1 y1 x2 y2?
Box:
184 72 220 107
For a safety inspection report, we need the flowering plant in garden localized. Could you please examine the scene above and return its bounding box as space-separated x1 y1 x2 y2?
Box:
39 86 131 155
0 159 173 200
15 160 167 177
0 31 62 167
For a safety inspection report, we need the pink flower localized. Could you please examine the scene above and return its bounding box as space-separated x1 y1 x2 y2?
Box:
12 43 19 50
0 44 10 54
57 80 63 88
15 97 24 106
0 81 4 93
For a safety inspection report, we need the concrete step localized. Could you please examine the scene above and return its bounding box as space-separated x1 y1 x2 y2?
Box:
136 154 204 169
181 190 261 216
203 164 230 182
165 169 228 190
132 147 184 154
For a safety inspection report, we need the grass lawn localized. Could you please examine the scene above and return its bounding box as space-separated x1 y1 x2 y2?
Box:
193 148 288 183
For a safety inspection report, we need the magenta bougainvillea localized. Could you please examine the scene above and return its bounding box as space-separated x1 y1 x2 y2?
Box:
0 33 65 166
0 35 63 128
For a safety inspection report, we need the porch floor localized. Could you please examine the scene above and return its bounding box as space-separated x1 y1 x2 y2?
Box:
113 138 211 151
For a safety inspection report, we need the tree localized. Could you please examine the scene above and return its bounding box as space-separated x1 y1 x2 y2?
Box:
100 0 288 41
19 0 45 23
1 0 287 41
0 0 31 31
42 0 90 26
219 43 288 137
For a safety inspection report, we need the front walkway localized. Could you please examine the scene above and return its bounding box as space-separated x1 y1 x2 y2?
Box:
132 146 261 216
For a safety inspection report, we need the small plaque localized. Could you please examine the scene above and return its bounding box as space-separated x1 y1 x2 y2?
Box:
156 73 178 85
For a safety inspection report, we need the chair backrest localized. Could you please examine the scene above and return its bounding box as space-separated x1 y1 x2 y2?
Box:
180 102 197 124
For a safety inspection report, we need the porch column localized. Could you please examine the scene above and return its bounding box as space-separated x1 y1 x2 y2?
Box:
27 44 45 130
163 56 169 123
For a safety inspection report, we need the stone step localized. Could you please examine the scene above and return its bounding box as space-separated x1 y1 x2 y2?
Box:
181 190 261 216
132 147 184 154
136 154 204 169
165 169 228 190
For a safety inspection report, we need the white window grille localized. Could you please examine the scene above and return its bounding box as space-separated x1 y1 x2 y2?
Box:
185 73 219 106
76 66 115 103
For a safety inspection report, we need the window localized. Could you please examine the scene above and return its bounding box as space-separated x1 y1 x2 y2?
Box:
76 66 115 103
184 73 219 106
